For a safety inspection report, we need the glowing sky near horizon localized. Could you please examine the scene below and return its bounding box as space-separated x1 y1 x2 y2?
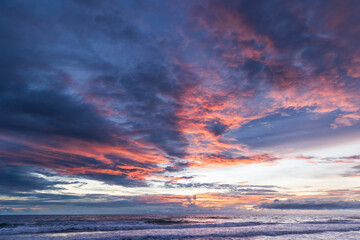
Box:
0 0 360 214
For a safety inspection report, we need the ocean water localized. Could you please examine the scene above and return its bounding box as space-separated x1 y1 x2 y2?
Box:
0 214 360 239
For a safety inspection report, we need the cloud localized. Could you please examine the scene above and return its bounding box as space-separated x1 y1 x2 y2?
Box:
164 162 190 172
0 208 17 214
0 0 193 187
331 113 360 129
0 0 360 214
258 199 360 210
0 87 114 143
0 139 161 187
165 181 278 194
188 0 360 127
342 165 360 177
206 120 229 136
0 192 253 215
0 165 66 193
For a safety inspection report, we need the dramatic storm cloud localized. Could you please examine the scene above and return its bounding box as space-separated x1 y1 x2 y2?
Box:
0 0 360 214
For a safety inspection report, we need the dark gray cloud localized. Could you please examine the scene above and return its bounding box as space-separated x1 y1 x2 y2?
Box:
238 0 310 50
237 0 360 86
0 165 66 193
0 87 114 143
206 120 229 136
97 62 188 157
164 162 190 172
342 165 360 177
0 0 123 144
258 199 360 210
0 0 188 152
0 0 191 189
165 182 279 195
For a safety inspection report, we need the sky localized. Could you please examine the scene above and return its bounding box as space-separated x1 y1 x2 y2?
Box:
0 0 360 215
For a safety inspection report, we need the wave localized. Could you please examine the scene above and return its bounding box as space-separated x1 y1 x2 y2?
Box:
0 223 24 228
0 221 265 235
100 228 360 240
302 219 358 224
1 215 360 239
3 225 360 240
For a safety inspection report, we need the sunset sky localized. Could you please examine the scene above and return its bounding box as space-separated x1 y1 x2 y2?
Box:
1 0 360 214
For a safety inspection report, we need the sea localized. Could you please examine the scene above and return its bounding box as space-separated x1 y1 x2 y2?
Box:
0 214 360 239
